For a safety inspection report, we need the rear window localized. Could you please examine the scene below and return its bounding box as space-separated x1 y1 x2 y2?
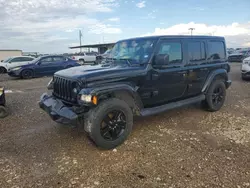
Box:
208 41 226 60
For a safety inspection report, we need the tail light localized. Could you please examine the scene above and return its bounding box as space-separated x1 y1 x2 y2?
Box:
72 56 75 59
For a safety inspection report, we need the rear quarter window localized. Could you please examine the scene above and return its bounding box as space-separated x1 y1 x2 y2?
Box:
208 41 226 60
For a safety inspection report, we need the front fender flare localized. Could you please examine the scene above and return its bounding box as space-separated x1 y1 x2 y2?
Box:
79 83 143 109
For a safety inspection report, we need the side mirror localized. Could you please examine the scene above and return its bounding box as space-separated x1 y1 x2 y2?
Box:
1 60 3 62
154 54 169 66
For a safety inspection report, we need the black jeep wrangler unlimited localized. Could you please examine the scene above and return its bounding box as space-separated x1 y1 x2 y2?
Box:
39 35 231 149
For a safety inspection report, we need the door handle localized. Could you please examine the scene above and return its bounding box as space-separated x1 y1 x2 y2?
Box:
200 68 208 71
177 71 187 74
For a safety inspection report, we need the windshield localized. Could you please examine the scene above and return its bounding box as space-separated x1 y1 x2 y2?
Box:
109 38 156 64
2 57 12 63
29 57 40 64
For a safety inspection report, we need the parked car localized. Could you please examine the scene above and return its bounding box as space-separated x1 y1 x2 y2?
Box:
39 35 231 149
241 56 250 80
8 55 80 79
96 49 112 64
72 52 97 65
228 49 250 62
0 86 8 118
0 56 35 74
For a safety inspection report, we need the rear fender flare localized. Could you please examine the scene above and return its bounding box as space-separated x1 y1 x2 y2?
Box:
202 69 228 93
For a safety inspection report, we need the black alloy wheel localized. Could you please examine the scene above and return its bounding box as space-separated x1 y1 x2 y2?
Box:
202 80 226 112
212 86 224 107
22 70 33 79
100 110 126 141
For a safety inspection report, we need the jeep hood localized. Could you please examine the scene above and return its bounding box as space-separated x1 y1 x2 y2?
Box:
54 64 146 84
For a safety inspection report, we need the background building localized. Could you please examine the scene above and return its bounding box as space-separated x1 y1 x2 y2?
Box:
69 42 115 54
0 49 22 61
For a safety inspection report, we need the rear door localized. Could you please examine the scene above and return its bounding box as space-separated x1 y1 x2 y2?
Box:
185 40 209 96
140 39 188 107
52 56 66 72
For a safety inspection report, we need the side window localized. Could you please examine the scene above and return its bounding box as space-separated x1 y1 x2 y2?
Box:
40 57 53 65
208 41 226 60
188 42 206 62
10 57 23 63
21 57 33 61
156 42 182 65
53 57 64 62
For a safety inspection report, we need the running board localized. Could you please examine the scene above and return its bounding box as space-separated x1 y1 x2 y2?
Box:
140 94 205 116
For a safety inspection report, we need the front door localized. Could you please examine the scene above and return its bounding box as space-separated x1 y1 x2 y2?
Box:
140 39 188 107
35 57 57 76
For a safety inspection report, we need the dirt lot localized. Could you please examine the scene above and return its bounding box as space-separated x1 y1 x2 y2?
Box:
0 63 250 188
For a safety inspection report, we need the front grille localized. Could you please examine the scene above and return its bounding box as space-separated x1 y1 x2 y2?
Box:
53 76 78 103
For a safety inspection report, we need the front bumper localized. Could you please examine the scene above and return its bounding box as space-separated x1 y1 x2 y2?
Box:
241 71 250 78
226 80 232 88
39 93 78 125
8 70 21 77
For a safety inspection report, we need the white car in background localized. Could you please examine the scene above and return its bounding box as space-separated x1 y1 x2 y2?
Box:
241 56 250 80
0 56 35 74
71 52 97 65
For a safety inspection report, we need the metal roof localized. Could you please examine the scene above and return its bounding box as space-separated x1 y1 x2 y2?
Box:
69 42 115 49
0 49 22 51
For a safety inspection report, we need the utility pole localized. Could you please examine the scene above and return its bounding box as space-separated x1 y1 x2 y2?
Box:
188 28 195 36
79 30 82 53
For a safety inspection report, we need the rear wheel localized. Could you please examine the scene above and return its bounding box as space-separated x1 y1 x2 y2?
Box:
0 67 6 74
21 69 33 79
85 98 133 149
202 80 226 112
0 106 8 118
241 74 248 81
79 59 85 65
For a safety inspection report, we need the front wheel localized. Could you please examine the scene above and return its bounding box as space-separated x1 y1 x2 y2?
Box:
202 80 226 112
0 67 6 74
21 70 33 79
85 98 133 149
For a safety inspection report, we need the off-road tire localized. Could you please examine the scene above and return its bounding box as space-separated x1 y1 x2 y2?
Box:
202 80 226 112
21 69 33 79
0 106 8 118
85 98 133 149
0 67 6 74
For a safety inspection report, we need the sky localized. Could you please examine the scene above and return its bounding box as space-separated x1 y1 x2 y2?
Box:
0 0 250 53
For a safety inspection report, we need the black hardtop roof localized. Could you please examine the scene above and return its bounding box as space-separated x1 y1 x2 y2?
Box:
118 35 225 42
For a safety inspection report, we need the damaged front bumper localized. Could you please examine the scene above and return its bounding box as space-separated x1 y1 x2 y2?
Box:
39 93 79 125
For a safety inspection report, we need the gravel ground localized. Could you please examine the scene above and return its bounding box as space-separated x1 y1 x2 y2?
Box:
0 63 250 188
